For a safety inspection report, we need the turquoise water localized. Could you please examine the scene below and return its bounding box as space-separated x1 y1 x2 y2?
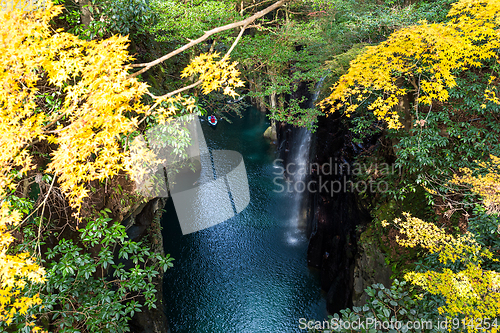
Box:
161 107 327 332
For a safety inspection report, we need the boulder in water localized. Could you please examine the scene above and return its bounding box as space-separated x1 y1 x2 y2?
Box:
263 125 277 142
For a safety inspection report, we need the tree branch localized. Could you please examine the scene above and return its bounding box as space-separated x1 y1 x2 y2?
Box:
148 24 248 101
127 0 288 79
224 25 246 59
38 175 56 257
240 0 277 14
158 79 203 100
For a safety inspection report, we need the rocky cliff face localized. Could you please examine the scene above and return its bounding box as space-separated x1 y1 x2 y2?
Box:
278 107 394 314
306 111 397 312
305 112 367 313
274 77 393 314
351 228 393 307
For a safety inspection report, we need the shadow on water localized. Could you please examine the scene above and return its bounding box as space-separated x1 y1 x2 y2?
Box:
161 107 327 333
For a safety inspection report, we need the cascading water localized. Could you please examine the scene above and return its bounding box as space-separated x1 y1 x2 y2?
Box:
284 77 326 245
306 76 374 314
160 78 329 333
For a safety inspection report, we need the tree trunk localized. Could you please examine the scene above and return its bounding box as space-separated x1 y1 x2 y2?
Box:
255 75 266 112
76 0 93 29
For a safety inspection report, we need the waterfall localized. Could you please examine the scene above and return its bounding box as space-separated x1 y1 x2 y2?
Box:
285 77 326 245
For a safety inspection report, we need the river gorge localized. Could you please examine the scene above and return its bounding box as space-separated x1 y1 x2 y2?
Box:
160 107 330 332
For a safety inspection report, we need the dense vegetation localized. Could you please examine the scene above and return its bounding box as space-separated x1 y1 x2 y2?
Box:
0 0 499 332
313 0 500 331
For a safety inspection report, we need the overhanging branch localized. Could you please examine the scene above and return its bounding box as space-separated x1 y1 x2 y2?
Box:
148 24 248 101
127 0 288 79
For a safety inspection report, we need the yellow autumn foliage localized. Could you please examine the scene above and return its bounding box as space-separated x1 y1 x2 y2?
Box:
384 213 500 329
321 0 500 129
0 2 245 328
0 202 46 327
181 52 245 98
452 155 500 214
382 213 489 265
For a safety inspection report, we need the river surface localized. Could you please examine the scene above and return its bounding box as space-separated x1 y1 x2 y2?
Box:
161 107 327 332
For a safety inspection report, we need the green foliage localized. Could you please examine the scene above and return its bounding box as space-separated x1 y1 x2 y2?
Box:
325 0 500 319
467 208 500 272
357 187 436 280
234 0 455 129
353 68 500 208
148 0 238 44
310 280 440 332
314 0 455 54
323 44 368 82
55 0 155 39
233 17 330 129
198 92 248 122
399 73 499 192
143 0 454 130
5 209 173 332
268 97 323 131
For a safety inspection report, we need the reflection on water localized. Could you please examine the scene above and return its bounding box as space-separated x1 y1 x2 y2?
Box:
162 108 327 333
